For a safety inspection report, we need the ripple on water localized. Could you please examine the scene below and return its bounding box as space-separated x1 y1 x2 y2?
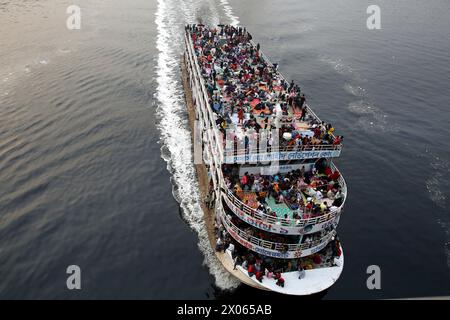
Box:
347 100 398 133
425 152 450 209
344 83 367 98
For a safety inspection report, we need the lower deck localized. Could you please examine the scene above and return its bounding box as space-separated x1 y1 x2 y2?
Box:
225 246 344 296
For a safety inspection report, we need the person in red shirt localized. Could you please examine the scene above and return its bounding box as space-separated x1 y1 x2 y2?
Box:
314 126 321 138
313 255 322 264
241 174 248 188
330 171 340 181
238 108 244 125
247 264 255 277
274 272 285 287
324 166 332 176
333 135 343 145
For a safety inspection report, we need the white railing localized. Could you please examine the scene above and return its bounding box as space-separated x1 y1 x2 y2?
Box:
185 32 225 164
224 181 347 233
219 205 336 258
222 188 341 227
185 28 343 163
331 162 347 206
229 143 342 156
220 163 346 231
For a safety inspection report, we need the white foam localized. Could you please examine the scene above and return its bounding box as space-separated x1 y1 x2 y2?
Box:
422 150 450 268
347 100 398 133
344 83 366 97
347 100 375 115
321 56 355 76
437 219 450 269
426 176 446 208
58 48 72 54
326 56 398 133
219 0 240 26
154 0 239 290
425 151 449 209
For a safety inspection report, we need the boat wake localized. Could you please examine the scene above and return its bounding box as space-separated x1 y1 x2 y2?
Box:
425 150 449 209
320 56 398 133
219 0 240 26
347 100 398 133
422 149 450 268
154 0 240 290
438 219 450 269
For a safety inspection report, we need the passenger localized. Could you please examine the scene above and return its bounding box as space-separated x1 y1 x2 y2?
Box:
333 135 342 145
223 239 230 253
237 107 244 125
215 237 223 252
233 255 243 270
248 173 255 190
299 94 306 108
329 170 341 181
241 173 248 189
273 182 280 193
255 260 264 282
300 106 307 120
276 193 285 204
247 263 255 278
298 265 306 280
315 190 323 201
274 272 285 287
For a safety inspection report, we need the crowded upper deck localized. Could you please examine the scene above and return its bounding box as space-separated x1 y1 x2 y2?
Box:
186 24 343 154
222 160 345 226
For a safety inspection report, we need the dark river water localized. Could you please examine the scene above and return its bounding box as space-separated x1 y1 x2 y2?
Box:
1 0 450 299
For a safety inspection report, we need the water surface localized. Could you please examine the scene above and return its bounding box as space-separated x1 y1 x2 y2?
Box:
1 0 450 299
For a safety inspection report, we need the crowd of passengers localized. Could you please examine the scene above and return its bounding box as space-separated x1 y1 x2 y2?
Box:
215 220 342 286
222 161 345 222
224 207 334 249
223 119 343 154
186 24 343 150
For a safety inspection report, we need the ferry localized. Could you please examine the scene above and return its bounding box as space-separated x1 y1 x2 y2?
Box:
182 24 347 296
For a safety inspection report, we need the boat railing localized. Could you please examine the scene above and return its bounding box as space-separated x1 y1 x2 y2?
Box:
227 143 342 156
219 205 336 254
185 31 225 164
331 162 347 205
222 187 342 228
186 28 342 163
219 156 346 229
248 38 339 143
